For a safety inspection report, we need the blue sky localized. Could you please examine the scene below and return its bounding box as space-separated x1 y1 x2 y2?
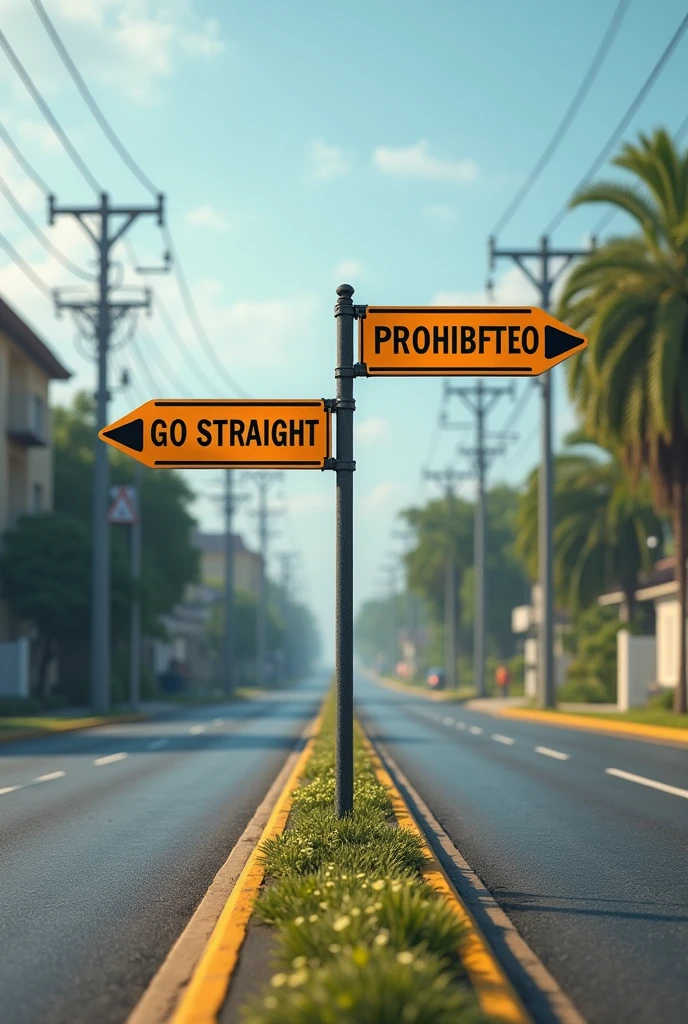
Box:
1 0 687 653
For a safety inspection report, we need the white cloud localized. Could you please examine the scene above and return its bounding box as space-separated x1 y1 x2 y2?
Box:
362 481 400 513
373 141 478 183
356 417 391 443
309 140 351 181
17 119 61 153
432 265 540 306
333 259 362 281
0 1 225 103
423 204 458 225
286 493 331 514
186 205 230 232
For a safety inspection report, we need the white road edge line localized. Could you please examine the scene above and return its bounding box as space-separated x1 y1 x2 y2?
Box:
32 771 66 783
0 785 21 795
606 767 688 800
535 746 569 761
468 726 483 735
94 752 128 766
149 738 169 750
492 734 515 746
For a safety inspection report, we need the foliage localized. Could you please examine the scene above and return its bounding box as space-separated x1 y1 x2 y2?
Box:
0 512 130 699
515 431 664 618
558 128 688 711
561 605 635 703
244 696 487 1022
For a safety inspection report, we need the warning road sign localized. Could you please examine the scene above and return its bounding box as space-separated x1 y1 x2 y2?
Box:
99 400 332 470
358 306 587 377
108 486 138 524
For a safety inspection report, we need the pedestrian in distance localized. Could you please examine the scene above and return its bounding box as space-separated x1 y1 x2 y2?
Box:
495 663 510 697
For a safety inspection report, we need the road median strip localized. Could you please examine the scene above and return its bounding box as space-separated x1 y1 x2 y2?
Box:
171 694 529 1023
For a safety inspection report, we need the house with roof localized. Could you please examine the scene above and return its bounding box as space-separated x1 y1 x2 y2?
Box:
0 297 71 693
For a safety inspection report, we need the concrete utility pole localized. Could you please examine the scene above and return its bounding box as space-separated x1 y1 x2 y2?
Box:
223 470 236 696
423 468 470 691
247 472 282 687
378 561 400 670
130 467 142 711
444 380 514 697
488 235 593 708
51 192 164 713
489 235 589 708
277 551 298 686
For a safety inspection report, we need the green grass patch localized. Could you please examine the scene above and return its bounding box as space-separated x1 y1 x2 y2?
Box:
553 707 688 730
241 695 494 1023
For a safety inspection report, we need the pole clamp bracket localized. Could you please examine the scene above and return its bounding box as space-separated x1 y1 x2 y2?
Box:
335 398 356 411
354 304 368 319
323 398 337 412
322 458 356 472
353 362 367 377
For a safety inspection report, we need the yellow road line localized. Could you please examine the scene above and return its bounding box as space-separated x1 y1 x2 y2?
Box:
500 707 688 747
170 713 321 1024
361 727 530 1024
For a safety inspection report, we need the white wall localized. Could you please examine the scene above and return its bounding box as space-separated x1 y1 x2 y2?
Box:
655 595 687 688
617 630 656 710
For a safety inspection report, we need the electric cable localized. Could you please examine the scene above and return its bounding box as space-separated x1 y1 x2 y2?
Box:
0 230 53 298
492 0 631 237
544 11 688 235
0 26 101 193
0 117 51 194
0 169 93 280
28 0 159 196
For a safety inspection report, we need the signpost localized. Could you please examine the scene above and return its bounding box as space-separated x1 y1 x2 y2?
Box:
99 399 332 470
358 305 587 377
98 289 587 820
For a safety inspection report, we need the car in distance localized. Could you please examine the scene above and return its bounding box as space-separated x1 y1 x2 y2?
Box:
426 667 445 690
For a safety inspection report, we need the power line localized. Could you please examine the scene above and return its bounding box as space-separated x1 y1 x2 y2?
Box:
128 325 163 395
0 26 101 193
27 0 159 197
0 117 51 194
0 169 93 280
544 10 688 235
162 225 248 398
492 0 631 237
0 230 53 298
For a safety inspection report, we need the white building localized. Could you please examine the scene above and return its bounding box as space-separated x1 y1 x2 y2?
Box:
511 584 572 698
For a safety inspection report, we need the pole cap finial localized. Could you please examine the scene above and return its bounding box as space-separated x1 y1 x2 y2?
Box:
336 283 354 298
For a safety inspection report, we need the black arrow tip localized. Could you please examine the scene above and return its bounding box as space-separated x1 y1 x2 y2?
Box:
545 325 585 360
103 418 144 453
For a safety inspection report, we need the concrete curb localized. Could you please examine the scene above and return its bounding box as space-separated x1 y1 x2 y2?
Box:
496 707 688 748
0 712 148 745
126 712 321 1024
364 729 586 1024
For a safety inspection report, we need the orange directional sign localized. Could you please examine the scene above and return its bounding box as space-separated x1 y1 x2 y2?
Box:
99 399 331 470
359 306 588 377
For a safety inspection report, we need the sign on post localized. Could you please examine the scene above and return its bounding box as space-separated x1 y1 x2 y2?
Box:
359 306 588 376
107 485 138 524
99 399 332 470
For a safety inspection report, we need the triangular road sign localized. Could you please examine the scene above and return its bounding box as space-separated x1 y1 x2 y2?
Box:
108 486 138 525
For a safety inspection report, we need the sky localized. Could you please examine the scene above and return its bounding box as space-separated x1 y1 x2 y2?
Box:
1 0 687 655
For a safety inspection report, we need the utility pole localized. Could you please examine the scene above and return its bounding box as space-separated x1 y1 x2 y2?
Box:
223 470 235 696
443 380 514 697
51 191 164 713
277 551 298 686
247 472 282 687
423 468 470 691
130 465 142 711
378 561 400 671
488 235 594 707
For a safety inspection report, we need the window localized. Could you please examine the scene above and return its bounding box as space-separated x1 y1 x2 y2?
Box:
32 483 43 514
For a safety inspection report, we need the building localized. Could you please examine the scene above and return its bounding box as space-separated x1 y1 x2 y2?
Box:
599 557 681 704
0 297 71 693
192 531 262 599
511 584 572 697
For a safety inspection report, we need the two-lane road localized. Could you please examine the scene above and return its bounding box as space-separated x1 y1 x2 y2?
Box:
357 675 688 1024
0 676 325 1024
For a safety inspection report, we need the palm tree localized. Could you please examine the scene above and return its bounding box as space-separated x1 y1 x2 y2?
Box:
558 128 688 712
515 432 662 620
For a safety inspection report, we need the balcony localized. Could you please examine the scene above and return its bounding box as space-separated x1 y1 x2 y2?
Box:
7 392 48 446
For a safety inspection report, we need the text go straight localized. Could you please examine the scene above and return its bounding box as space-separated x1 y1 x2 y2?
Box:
359 305 588 377
99 399 332 470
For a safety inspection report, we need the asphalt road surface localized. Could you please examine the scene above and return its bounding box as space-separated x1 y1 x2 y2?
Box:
0 675 325 1024
357 675 688 1024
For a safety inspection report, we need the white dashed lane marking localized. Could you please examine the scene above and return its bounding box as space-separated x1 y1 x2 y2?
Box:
94 752 128 766
535 746 570 761
455 721 466 730
0 786 20 795
606 768 688 800
468 726 483 735
442 716 454 726
492 734 515 746
33 771 65 783
189 725 206 735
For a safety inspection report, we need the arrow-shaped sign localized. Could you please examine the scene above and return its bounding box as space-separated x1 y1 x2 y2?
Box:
359 306 588 376
99 399 331 470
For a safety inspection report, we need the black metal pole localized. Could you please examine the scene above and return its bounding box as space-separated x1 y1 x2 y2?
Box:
334 283 355 817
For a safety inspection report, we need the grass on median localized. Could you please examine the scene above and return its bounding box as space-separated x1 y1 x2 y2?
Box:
240 696 495 1024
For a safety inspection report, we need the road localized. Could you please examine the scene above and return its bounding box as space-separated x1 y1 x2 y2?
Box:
357 674 688 1024
0 676 325 1024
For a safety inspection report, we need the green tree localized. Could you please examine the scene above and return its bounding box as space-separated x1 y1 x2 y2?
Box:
515 432 664 621
558 129 688 711
0 513 130 700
